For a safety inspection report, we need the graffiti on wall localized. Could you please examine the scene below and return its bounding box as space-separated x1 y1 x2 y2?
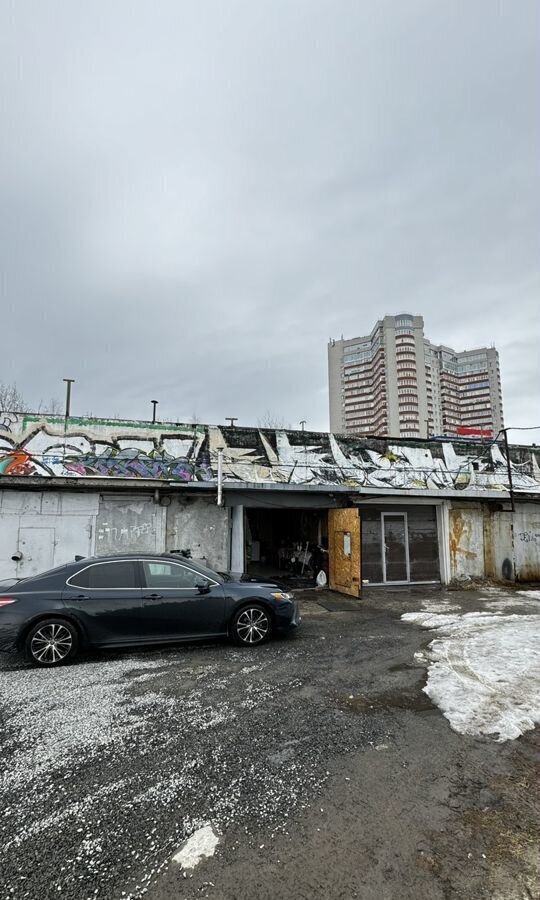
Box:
1 412 540 495
0 415 211 482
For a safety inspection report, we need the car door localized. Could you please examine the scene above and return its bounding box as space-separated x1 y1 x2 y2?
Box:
141 559 225 639
62 559 144 644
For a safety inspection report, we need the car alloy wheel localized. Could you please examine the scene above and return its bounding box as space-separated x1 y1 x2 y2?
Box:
28 622 75 666
234 606 270 645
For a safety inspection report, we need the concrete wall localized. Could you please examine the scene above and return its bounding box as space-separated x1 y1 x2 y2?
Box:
1 486 538 585
449 501 540 583
449 504 485 579
0 489 229 580
483 508 514 582
166 496 229 571
96 495 166 555
513 504 540 582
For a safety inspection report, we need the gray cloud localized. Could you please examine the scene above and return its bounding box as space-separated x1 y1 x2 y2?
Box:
1 0 539 439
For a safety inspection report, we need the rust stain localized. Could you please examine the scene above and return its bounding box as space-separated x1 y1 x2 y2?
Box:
450 510 477 573
483 509 494 577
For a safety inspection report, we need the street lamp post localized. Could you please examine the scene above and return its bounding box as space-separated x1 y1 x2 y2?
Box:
63 379 75 419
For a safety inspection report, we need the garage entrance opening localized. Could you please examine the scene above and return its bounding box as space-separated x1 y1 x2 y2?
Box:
243 505 363 597
244 507 329 587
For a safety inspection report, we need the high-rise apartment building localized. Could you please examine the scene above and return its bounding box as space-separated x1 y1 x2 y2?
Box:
328 314 504 439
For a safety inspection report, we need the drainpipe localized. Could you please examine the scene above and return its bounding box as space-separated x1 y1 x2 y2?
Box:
217 447 224 507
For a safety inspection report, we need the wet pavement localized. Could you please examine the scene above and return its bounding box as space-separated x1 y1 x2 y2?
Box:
1 585 538 900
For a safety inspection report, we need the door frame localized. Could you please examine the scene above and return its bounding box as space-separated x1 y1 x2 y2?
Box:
381 511 410 584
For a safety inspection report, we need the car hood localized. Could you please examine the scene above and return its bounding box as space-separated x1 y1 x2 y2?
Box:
225 572 291 593
0 577 22 589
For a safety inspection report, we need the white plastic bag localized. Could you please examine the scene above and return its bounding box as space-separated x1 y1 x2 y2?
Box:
316 569 327 587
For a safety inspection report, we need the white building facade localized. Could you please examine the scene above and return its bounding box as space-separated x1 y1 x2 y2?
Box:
328 314 504 439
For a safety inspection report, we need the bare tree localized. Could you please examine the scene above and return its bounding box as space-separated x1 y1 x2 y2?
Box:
46 397 63 415
37 397 63 415
0 382 29 412
257 411 291 429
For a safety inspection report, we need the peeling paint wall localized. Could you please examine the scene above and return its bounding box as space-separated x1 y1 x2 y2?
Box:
449 505 485 579
450 503 540 583
483 509 514 582
0 489 230 580
166 497 229 571
96 496 166 555
513 504 540 582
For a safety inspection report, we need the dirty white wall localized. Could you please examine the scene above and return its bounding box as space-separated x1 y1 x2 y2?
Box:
96 495 166 555
166 496 229 570
0 490 230 580
0 491 98 580
449 504 485 579
449 501 540 583
483 509 514 582
513 503 540 582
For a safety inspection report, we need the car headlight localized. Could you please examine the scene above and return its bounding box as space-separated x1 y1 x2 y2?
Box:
270 592 293 601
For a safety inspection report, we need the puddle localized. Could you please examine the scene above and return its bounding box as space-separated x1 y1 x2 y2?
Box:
335 689 433 714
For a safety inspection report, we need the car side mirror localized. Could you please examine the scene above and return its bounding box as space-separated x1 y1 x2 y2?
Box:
195 579 211 594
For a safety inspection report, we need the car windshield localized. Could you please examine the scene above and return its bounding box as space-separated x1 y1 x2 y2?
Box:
217 571 233 582
168 557 225 584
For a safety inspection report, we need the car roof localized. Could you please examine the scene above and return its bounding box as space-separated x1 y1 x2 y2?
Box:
75 552 198 562
16 553 217 585
71 554 220 576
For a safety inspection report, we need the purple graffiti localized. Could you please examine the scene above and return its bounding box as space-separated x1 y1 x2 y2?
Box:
63 448 213 482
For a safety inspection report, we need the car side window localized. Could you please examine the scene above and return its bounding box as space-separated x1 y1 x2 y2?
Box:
70 561 139 589
143 561 203 590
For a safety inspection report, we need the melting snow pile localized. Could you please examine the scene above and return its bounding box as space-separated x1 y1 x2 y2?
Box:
402 610 540 741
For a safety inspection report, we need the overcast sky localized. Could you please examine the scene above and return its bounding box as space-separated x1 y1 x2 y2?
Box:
2 1 539 438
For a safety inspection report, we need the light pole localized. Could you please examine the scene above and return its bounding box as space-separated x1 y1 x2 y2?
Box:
151 400 158 424
225 417 238 427
63 379 75 419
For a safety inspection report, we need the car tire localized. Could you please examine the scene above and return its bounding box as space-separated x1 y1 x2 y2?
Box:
24 618 79 667
230 604 272 647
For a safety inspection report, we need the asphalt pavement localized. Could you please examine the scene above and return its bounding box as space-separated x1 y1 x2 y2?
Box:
1 587 538 900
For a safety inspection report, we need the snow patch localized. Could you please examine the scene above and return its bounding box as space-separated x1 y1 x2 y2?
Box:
516 590 540 601
402 611 540 741
421 599 461 613
485 594 540 610
173 824 219 869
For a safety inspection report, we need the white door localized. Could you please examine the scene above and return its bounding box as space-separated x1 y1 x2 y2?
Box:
17 527 56 578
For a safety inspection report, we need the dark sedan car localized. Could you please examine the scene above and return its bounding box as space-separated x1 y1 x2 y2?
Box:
0 554 300 667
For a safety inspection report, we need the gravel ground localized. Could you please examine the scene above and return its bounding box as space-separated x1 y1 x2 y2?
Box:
1 586 538 900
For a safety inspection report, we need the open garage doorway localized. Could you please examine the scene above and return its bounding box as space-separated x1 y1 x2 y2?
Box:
244 506 330 588
242 505 362 597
